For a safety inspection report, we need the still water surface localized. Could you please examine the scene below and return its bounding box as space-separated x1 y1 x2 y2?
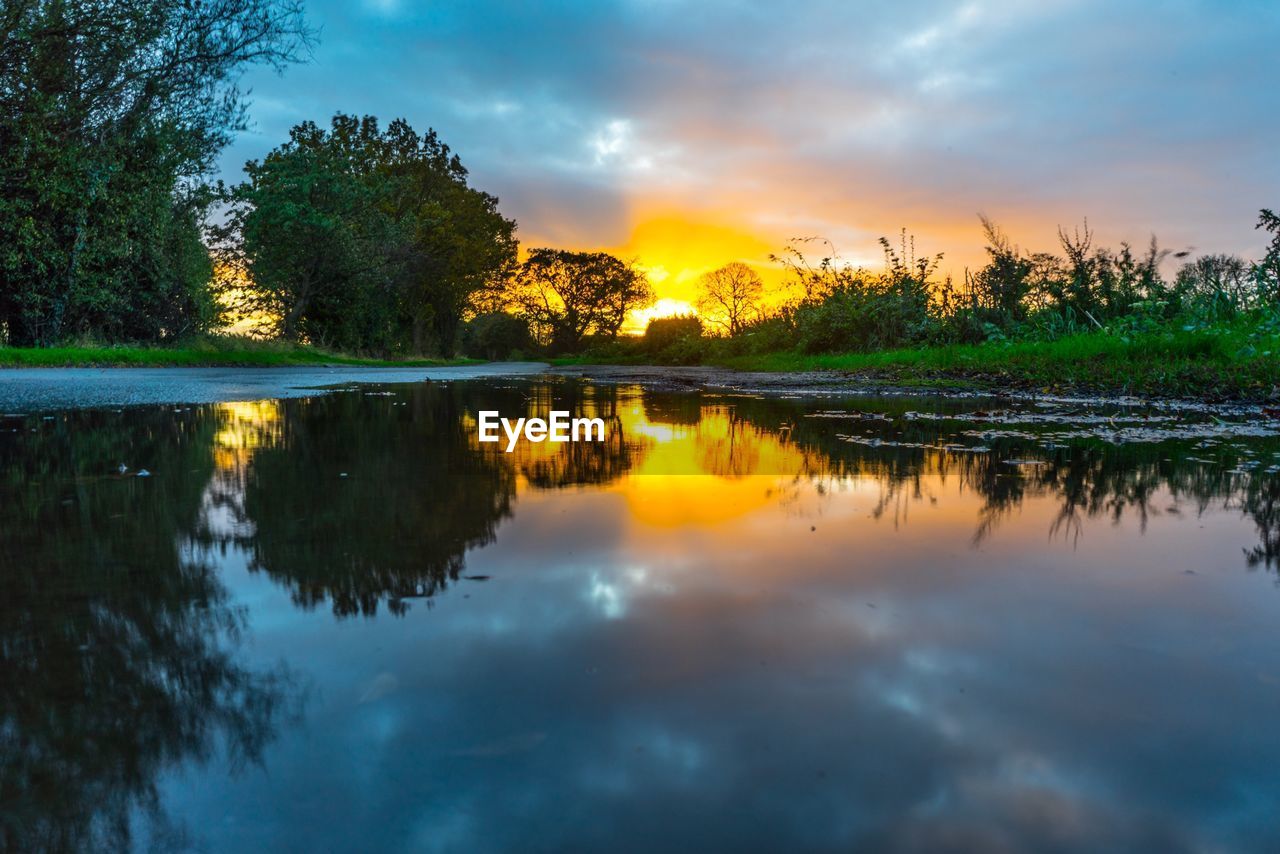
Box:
3 379 1280 852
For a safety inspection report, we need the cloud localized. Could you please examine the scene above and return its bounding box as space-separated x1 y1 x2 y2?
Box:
220 0 1280 285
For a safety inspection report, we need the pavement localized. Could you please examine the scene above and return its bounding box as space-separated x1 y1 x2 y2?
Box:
0 363 548 412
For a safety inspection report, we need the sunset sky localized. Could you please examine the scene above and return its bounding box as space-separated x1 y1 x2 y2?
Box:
219 0 1280 313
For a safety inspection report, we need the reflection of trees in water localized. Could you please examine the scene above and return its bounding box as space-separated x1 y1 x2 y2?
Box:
695 412 762 478
724 396 1280 570
2 384 1278 846
0 409 301 852
219 385 520 617
1239 474 1279 570
509 383 639 488
194 382 642 620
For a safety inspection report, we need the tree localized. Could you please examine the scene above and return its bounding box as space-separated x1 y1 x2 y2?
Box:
0 0 312 346
696 261 764 336
508 249 653 352
1174 254 1255 315
217 117 395 350
969 216 1033 320
462 312 531 360
1256 209 1280 303
373 117 519 352
219 115 517 355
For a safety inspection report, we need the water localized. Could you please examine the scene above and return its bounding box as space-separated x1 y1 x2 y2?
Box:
3 379 1279 852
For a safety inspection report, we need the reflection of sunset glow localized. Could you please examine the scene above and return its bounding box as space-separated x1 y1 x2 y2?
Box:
213 400 283 471
616 403 831 527
468 385 834 527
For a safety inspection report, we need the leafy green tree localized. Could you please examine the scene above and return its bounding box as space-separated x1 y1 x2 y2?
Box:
218 117 396 350
0 0 310 345
220 115 517 355
374 119 519 352
508 248 654 352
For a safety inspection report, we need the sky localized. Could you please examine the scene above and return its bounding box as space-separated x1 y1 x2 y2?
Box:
219 0 1280 313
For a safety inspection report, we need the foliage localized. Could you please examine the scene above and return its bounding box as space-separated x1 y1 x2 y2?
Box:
461 312 531 360
0 0 311 346
505 248 654 353
1173 254 1257 319
218 114 517 355
967 215 1034 322
716 316 1280 400
641 314 705 364
751 214 1280 359
775 231 942 354
643 314 702 350
1255 209 1280 304
0 334 474 367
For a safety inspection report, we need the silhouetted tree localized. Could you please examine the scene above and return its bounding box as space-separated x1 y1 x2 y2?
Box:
508 248 653 352
697 262 764 336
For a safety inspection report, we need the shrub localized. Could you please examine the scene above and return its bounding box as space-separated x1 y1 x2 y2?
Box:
643 315 703 353
461 312 531 359
656 336 709 365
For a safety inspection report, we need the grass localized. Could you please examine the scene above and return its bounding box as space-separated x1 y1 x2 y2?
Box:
728 327 1280 399
10 324 1277 401
559 321 1280 400
0 335 478 368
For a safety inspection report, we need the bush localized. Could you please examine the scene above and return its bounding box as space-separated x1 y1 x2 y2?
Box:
655 336 709 365
730 314 798 355
794 277 934 354
643 315 703 352
461 312 531 360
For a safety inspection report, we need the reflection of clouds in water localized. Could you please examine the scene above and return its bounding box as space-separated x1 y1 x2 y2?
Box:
14 382 1279 850
588 566 670 620
170 467 1279 850
589 571 626 619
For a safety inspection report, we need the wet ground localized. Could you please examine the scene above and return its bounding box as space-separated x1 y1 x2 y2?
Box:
0 363 545 411
3 371 1280 851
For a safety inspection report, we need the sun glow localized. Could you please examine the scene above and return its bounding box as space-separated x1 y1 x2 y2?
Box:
604 215 797 335
625 298 699 335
